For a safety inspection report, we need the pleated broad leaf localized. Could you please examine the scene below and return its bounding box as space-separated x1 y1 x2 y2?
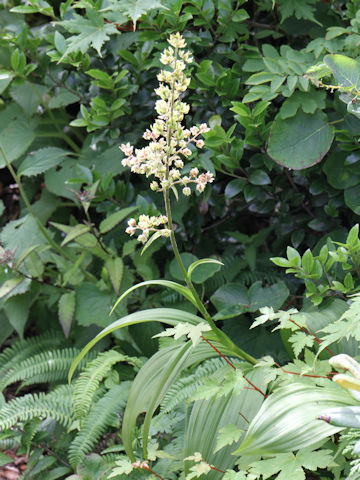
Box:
184 368 267 479
122 340 239 461
234 382 354 455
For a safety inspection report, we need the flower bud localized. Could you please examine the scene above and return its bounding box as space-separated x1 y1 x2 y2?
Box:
183 186 191 196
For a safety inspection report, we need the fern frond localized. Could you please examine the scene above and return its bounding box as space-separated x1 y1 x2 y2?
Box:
0 332 65 378
73 350 141 422
21 418 42 456
160 357 227 413
0 348 92 391
68 382 131 467
0 385 74 430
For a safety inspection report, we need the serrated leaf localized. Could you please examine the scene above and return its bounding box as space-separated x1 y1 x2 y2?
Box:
154 322 211 346
18 147 71 177
109 457 133 477
99 206 138 234
58 292 75 338
104 0 166 28
0 278 24 300
214 424 243 453
61 224 91 247
278 0 321 25
58 10 118 59
289 331 314 357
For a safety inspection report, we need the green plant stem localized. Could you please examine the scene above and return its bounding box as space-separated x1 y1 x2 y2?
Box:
0 145 96 283
161 46 257 365
163 188 257 365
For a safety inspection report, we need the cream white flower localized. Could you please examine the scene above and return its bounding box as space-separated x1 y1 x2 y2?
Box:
120 33 214 243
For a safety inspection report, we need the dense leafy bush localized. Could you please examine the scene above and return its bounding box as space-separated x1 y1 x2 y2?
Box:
1 0 360 478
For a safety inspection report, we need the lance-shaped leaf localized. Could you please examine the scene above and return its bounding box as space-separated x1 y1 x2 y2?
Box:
234 382 354 456
60 224 91 247
110 280 198 314
68 308 203 382
267 111 334 170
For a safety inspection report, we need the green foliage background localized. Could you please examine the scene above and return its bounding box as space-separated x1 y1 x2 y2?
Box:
1 0 360 478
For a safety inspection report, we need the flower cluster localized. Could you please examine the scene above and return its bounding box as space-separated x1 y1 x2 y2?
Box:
120 33 214 194
125 215 170 243
120 33 214 243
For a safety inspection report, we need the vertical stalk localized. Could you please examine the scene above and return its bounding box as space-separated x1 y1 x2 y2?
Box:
161 40 257 365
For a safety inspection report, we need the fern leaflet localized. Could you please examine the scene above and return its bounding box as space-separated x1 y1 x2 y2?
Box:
73 350 140 421
0 385 74 430
68 382 131 467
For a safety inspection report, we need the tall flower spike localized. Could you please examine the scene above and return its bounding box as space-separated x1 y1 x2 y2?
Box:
120 33 214 243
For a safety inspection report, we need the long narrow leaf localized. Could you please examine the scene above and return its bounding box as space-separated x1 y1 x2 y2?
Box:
188 258 224 281
68 308 202 382
110 280 198 315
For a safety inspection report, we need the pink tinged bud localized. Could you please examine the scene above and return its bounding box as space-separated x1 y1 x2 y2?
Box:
183 186 191 196
190 168 199 178
126 227 136 235
200 123 210 133
196 140 204 148
128 218 136 227
182 148 191 157
190 126 199 136
196 183 205 193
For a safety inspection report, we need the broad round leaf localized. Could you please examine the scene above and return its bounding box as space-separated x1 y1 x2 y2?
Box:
267 111 334 170
323 152 360 189
324 54 360 89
